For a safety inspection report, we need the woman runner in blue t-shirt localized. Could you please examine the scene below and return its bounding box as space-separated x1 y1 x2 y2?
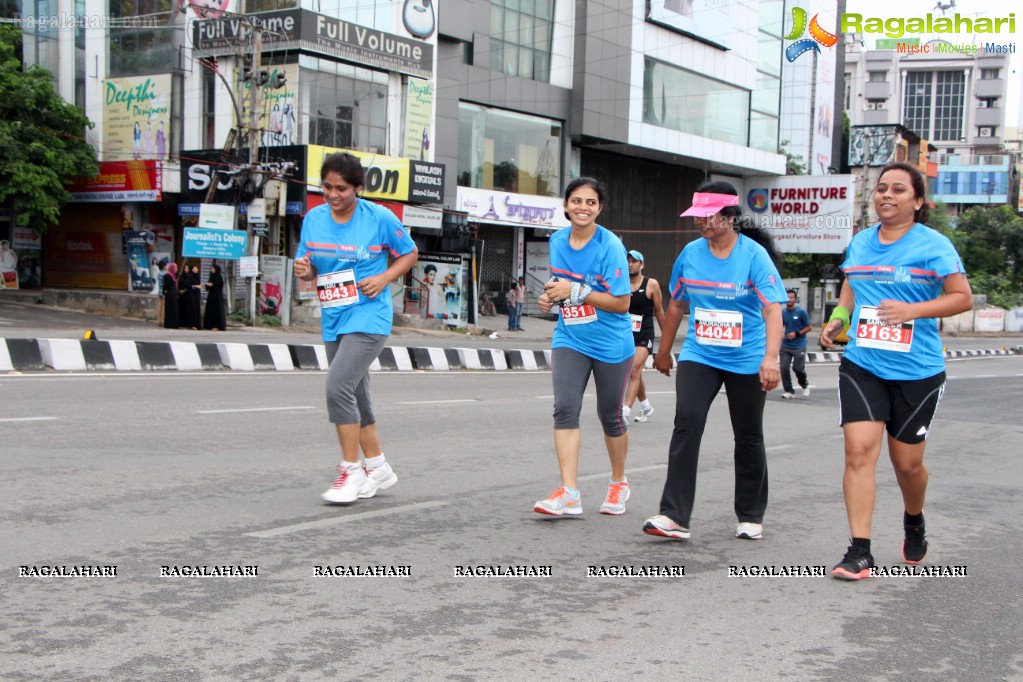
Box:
644 180 786 542
294 152 419 505
533 177 635 517
822 162 972 580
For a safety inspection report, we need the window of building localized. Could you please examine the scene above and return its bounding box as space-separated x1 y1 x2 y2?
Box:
643 58 751 147
902 70 964 142
489 0 555 81
457 102 562 196
201 59 217 149
248 0 297 10
868 71 887 82
753 1 782 153
980 68 1000 80
300 57 388 153
844 73 852 110
108 0 176 77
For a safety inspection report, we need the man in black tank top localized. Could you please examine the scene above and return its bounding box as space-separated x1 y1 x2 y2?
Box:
624 250 665 422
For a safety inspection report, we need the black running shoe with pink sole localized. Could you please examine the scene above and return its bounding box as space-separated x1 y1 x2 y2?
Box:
902 520 928 565
831 544 875 580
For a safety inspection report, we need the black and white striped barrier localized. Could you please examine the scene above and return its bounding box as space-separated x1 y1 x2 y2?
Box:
4 337 1018 373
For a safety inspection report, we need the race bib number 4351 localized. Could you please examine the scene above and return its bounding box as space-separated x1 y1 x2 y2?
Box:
561 304 597 325
855 306 913 352
693 307 743 347
317 269 358 308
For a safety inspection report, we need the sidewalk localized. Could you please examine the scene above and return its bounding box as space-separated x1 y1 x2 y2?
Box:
2 291 1020 372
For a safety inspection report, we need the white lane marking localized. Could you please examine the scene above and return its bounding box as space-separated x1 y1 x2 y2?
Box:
399 399 478 405
247 500 448 538
974 375 997 378
197 406 317 414
766 444 792 452
0 417 58 423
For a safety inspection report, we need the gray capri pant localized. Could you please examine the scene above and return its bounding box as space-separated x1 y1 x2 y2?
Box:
551 346 634 436
325 333 388 426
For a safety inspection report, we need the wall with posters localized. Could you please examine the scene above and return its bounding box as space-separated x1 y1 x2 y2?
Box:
103 75 172 162
412 252 468 327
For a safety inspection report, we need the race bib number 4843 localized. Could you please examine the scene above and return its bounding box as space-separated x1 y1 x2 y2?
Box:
317 269 358 308
693 307 743 347
855 306 913 352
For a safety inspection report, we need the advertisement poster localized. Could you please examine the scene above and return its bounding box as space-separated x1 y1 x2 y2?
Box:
0 237 19 289
233 63 299 148
413 252 467 327
403 77 434 162
259 254 289 320
9 226 42 289
124 230 155 292
103 75 172 162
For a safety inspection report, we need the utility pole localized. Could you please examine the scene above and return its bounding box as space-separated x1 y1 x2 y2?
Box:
246 25 262 324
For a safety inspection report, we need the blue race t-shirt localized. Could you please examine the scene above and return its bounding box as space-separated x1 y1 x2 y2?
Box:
781 304 811 350
296 200 417 341
842 223 965 380
670 234 787 374
549 225 634 364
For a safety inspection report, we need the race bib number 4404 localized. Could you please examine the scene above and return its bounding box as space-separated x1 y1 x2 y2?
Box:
855 306 913 352
317 269 359 308
693 307 743 347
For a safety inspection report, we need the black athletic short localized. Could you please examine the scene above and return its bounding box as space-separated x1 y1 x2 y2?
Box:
633 333 653 353
838 357 946 444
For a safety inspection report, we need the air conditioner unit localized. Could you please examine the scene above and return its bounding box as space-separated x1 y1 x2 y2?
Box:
977 100 989 108
876 102 887 110
865 102 877 110
978 127 994 137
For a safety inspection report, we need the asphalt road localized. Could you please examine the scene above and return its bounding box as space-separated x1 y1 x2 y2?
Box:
2 358 1021 680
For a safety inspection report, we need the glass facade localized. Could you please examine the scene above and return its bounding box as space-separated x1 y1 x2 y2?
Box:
108 0 176 77
299 56 388 153
457 102 562 196
643 58 751 147
903 71 965 142
752 0 782 153
489 0 555 82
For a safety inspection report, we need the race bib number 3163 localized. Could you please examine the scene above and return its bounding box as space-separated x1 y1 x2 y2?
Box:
693 307 743 347
855 306 913 352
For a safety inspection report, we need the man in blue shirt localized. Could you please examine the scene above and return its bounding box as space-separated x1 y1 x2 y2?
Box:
780 288 812 398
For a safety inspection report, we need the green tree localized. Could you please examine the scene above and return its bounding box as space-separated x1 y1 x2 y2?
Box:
954 204 1023 309
0 25 98 233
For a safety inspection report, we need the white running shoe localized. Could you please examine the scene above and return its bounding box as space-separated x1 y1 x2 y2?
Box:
781 392 795 400
322 465 367 504
634 405 655 422
534 487 582 516
358 462 398 499
599 481 630 515
642 515 690 540
736 522 764 540
802 386 811 397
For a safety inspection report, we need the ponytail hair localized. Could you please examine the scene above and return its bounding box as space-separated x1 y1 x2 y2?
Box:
695 180 784 272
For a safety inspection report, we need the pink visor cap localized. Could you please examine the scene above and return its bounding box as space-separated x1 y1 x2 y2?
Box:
680 192 740 218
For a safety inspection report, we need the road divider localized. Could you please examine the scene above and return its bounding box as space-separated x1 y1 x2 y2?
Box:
1 337 1018 373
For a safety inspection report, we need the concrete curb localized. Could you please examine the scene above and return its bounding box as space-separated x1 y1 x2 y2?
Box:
2 337 1020 372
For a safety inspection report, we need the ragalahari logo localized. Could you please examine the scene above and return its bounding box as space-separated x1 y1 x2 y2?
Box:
784 7 838 62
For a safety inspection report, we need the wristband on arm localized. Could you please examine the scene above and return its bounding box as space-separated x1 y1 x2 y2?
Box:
828 305 851 328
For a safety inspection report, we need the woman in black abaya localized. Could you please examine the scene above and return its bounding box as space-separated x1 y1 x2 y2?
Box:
202 263 227 331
